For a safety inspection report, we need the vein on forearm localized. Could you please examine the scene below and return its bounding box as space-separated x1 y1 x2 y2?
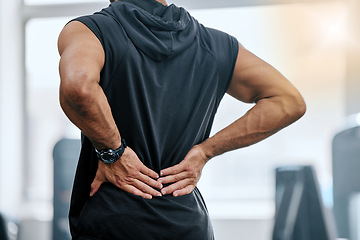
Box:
201 94 304 159
59 80 121 150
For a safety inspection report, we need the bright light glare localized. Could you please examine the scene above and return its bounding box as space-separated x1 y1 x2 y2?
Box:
320 12 349 45
325 15 348 42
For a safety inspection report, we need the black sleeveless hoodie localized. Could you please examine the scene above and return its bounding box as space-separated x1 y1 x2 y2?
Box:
68 0 238 239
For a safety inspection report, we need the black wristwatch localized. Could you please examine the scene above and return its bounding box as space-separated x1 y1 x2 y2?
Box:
95 138 127 164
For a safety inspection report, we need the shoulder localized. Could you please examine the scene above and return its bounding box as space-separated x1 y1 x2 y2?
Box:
58 10 123 55
61 13 112 43
58 20 102 56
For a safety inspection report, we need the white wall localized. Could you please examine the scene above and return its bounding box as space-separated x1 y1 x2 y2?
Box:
0 0 25 217
346 0 360 115
193 0 347 206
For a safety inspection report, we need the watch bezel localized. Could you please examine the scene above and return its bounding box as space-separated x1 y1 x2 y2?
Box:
95 138 127 164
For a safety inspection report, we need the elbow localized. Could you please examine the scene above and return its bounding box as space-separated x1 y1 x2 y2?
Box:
287 91 306 123
297 97 307 119
59 71 97 114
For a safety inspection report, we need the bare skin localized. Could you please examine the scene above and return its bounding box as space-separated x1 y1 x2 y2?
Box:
58 0 306 199
114 0 167 5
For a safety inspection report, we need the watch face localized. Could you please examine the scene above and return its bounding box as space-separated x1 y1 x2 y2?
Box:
101 152 117 162
96 142 125 164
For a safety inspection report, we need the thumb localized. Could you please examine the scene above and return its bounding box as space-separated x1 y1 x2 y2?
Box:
90 175 105 197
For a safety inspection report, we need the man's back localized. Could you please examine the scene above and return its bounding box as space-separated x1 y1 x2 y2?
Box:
66 1 238 239
58 0 305 239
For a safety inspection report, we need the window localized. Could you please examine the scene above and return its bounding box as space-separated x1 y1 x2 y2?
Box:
25 17 79 206
25 0 103 5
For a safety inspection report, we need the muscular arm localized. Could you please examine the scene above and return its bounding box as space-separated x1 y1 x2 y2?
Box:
159 44 306 196
200 46 306 158
58 21 162 199
58 21 119 150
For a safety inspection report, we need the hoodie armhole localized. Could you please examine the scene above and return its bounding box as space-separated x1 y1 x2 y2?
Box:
68 15 129 91
202 27 239 105
223 37 240 95
69 17 105 50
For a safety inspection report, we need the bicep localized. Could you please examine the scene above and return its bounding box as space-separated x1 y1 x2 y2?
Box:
226 45 296 103
58 21 105 85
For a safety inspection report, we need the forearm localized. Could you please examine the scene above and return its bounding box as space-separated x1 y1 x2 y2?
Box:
199 95 305 159
60 80 120 150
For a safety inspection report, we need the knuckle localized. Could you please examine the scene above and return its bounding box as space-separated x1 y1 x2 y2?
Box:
134 166 142 173
167 186 176 193
146 178 153 184
116 179 125 187
124 176 133 183
128 171 138 178
175 168 181 175
188 171 197 178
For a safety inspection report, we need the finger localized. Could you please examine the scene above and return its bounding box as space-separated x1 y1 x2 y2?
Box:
158 171 189 185
127 178 162 197
161 179 192 196
160 163 184 177
139 164 159 179
90 162 108 196
90 178 103 197
122 185 153 199
173 185 194 197
138 173 163 189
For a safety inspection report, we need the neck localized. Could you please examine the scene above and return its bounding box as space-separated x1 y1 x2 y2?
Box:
156 0 167 5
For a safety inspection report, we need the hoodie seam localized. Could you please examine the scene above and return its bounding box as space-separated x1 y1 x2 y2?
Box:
170 31 174 53
198 38 221 105
102 32 131 94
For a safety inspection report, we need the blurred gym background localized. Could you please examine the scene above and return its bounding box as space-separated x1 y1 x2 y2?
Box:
0 0 360 239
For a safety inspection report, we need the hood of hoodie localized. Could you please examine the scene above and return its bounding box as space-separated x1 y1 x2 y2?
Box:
103 0 198 61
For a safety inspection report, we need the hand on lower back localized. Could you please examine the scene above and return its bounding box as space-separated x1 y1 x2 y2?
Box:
90 146 163 199
158 145 209 197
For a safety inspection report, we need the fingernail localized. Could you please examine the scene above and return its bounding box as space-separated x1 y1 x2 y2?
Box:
173 192 178 197
158 179 163 183
161 190 166 195
157 192 162 197
160 171 163 176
